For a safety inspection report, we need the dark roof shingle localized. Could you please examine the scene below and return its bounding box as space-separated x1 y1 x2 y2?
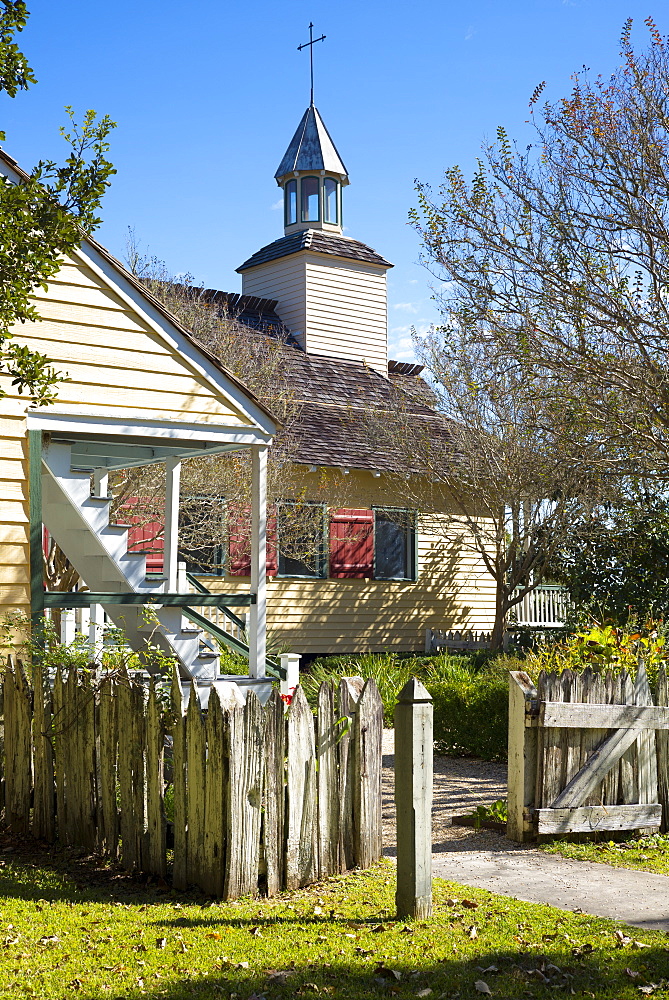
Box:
237 230 393 272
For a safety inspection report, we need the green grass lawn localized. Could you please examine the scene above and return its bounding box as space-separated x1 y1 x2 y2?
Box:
541 831 669 875
0 848 667 999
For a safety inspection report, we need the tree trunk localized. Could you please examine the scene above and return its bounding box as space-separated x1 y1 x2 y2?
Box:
490 584 507 651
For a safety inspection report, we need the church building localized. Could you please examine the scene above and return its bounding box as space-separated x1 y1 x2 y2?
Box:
175 100 497 655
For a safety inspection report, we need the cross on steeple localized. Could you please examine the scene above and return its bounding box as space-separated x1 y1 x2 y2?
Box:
297 22 326 107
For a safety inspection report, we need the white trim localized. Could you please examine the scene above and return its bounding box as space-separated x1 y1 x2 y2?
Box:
26 408 272 446
248 446 268 679
69 242 277 438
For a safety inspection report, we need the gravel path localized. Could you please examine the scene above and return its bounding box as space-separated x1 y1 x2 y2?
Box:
381 729 511 856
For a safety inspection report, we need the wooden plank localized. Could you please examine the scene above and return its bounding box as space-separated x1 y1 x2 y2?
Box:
602 670 619 806
145 681 166 878
539 673 563 808
657 666 669 832
263 689 285 896
203 688 225 897
98 675 118 858
186 686 206 890
223 691 264 899
317 680 339 878
4 658 32 836
78 672 97 851
170 671 187 891
539 701 669 729
338 677 363 868
636 660 658 813
131 681 146 870
537 803 662 834
507 671 538 842
32 660 55 842
619 671 637 804
562 671 582 796
53 669 66 841
63 669 79 847
118 675 137 871
353 678 383 869
579 669 601 807
285 685 317 889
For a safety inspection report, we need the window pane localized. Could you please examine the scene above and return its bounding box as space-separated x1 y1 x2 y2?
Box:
375 511 414 579
324 178 338 224
301 176 319 222
278 503 326 577
179 498 225 576
285 180 297 226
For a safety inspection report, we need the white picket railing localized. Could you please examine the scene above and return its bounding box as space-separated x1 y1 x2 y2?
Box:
512 584 570 627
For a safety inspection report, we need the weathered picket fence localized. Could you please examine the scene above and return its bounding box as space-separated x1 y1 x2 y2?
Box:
508 664 669 841
1 657 383 897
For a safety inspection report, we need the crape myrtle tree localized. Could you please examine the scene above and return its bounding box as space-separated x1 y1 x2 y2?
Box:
368 326 611 649
409 18 669 478
0 1 115 405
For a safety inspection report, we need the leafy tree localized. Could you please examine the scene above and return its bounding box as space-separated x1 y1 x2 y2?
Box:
409 18 669 476
0 1 115 405
553 493 669 624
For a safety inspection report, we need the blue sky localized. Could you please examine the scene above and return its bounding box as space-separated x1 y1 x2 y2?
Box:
2 1 664 361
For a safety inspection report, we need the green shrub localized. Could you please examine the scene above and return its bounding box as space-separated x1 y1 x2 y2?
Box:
430 666 509 761
302 650 520 755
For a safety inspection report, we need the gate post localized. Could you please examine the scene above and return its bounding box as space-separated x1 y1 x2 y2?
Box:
395 678 433 919
507 671 538 842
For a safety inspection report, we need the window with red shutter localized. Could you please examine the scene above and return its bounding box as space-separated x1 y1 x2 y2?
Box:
276 502 327 577
122 497 165 576
329 508 374 579
227 503 278 578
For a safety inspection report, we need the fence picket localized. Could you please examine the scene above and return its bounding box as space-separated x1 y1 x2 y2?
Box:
78 672 97 851
203 688 225 897
4 658 31 836
224 692 264 899
286 685 317 889
32 660 55 842
603 670 619 806
317 681 339 878
186 685 206 891
636 661 658 818
353 678 383 869
53 669 66 842
98 675 118 857
145 681 166 877
657 666 669 832
263 689 285 896
619 671 637 804
170 671 188 891
338 677 363 872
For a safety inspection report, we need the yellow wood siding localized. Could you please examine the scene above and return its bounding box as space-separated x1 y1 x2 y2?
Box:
0 401 29 621
241 256 307 348
203 471 496 654
304 255 388 375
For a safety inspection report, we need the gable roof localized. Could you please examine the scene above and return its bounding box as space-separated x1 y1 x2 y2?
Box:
275 105 348 182
266 348 450 474
237 229 392 272
0 147 277 435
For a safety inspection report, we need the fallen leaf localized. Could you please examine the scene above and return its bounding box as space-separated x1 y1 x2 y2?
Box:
633 941 652 949
626 969 641 979
474 981 492 995
371 924 386 933
314 906 324 916
155 938 166 949
469 925 478 940
462 900 479 910
249 926 262 937
206 932 222 941
375 964 402 981
416 991 433 998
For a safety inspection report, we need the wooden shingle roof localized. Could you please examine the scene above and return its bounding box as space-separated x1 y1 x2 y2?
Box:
237 230 392 272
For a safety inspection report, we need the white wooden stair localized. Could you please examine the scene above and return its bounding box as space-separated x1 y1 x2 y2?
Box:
41 441 222 688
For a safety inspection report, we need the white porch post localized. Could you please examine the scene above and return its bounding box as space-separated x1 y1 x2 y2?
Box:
164 457 181 592
249 445 267 679
92 469 109 498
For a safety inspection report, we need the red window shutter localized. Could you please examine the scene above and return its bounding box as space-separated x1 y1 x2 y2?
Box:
122 497 165 575
329 508 374 579
228 503 278 577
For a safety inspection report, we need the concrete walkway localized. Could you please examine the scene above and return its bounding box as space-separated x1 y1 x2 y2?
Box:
431 846 669 932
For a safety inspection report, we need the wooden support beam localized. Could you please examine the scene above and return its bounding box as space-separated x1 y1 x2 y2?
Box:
248 446 267 679
28 429 44 646
537 701 669 730
163 457 181 592
43 592 255 608
395 678 433 920
536 804 662 834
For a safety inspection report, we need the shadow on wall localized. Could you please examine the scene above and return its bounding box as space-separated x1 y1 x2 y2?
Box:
257 533 477 655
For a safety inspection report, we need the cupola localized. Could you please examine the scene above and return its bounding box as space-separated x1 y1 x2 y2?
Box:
275 105 349 236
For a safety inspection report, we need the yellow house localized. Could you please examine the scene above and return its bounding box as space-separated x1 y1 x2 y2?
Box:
167 103 497 654
0 148 278 705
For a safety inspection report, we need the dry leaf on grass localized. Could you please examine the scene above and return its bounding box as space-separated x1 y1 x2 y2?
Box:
474 980 492 994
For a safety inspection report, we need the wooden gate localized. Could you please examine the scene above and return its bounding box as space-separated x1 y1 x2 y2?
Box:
508 664 669 841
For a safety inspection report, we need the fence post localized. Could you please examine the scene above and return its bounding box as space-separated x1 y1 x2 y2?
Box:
394 678 433 920
507 671 538 842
